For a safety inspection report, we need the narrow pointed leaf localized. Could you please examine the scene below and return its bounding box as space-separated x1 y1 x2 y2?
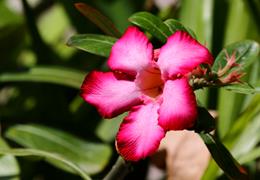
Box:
0 66 85 89
194 107 215 133
224 83 260 94
128 12 172 42
231 112 260 159
67 34 117 57
239 147 260 164
212 40 259 72
5 124 112 175
164 19 196 39
0 148 91 180
200 132 248 180
75 3 121 37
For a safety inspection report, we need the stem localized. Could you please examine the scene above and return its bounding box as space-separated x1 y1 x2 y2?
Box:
103 157 132 180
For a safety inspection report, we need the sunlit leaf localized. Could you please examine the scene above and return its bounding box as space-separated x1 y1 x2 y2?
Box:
0 138 20 178
128 12 171 42
0 148 91 180
212 40 260 72
164 19 196 39
67 34 117 57
225 95 260 146
0 66 85 89
200 132 248 180
5 124 112 175
75 3 121 37
239 147 260 164
231 111 260 158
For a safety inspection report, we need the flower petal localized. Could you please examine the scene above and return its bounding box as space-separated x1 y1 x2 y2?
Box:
158 78 197 130
116 103 165 161
108 26 153 75
81 71 142 118
157 31 213 78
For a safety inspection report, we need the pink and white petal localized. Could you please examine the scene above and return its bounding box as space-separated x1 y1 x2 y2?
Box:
108 26 153 75
157 31 213 78
81 71 142 118
116 103 165 161
158 78 197 130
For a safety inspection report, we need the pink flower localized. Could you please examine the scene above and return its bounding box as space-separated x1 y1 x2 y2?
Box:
81 26 213 161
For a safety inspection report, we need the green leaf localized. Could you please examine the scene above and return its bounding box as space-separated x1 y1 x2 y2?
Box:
67 34 117 57
212 40 260 72
96 113 125 143
128 12 172 42
5 124 112 175
216 41 259 140
199 132 248 180
0 148 91 180
164 19 196 39
239 147 260 164
194 107 215 133
216 0 258 141
227 95 260 142
0 138 20 178
75 3 121 38
231 110 260 158
0 66 85 89
224 83 260 94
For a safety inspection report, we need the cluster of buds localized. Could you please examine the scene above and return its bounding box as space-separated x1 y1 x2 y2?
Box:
217 51 245 84
189 51 245 90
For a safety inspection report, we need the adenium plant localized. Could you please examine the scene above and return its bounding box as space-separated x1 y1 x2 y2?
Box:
66 4 260 179
80 26 241 161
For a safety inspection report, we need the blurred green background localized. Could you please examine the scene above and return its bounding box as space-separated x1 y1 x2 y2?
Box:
0 0 259 179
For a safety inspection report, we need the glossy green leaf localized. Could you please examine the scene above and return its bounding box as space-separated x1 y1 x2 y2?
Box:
212 40 259 72
200 132 248 180
224 83 260 94
67 34 117 57
164 19 196 39
194 107 215 133
0 66 85 89
128 12 172 42
5 124 112 175
0 138 20 178
0 148 91 180
75 3 121 37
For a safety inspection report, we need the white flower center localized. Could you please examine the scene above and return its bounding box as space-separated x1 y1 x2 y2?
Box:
135 67 164 98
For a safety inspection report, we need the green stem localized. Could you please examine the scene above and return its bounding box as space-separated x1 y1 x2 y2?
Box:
103 157 132 180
